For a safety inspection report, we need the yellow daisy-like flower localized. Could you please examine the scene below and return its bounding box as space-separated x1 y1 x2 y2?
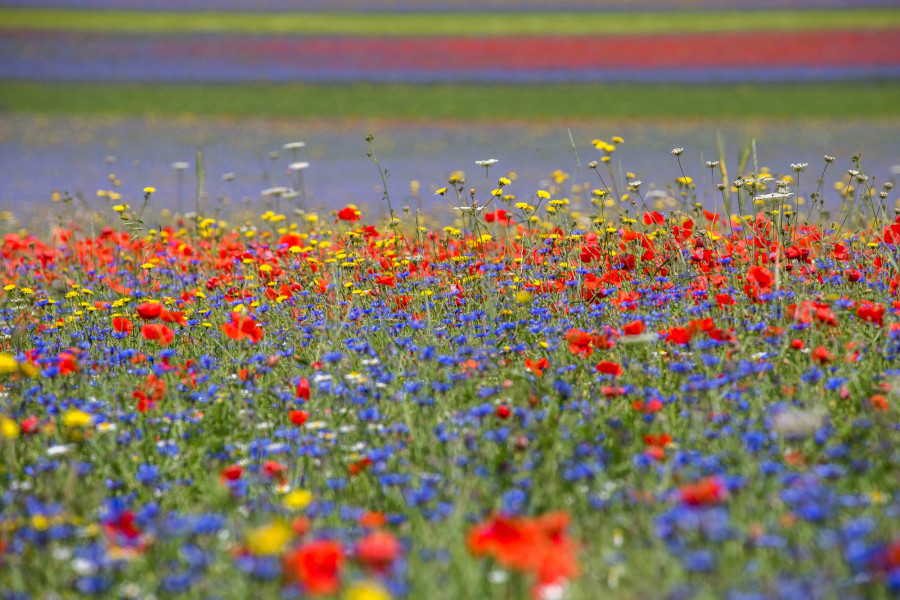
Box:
344 581 393 600
536 190 551 199
0 353 19 374
62 410 93 428
283 489 314 510
143 186 156 194
112 204 128 213
1 417 20 439
245 522 292 556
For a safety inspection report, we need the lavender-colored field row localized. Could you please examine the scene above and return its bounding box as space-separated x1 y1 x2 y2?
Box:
3 31 899 84
2 115 898 221
1 0 895 11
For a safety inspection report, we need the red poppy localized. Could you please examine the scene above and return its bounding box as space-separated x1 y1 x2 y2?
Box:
262 460 287 483
355 531 402 573
220 464 243 482
141 323 174 346
565 328 593 358
467 512 578 586
495 405 511 419
337 206 359 222
812 345 833 364
623 320 644 336
282 540 344 596
679 476 726 506
160 310 187 326
20 415 39 435
102 510 143 543
746 266 774 290
221 313 263 344
358 511 386 528
112 317 133 334
289 410 309 426
870 395 889 411
858 302 885 327
134 390 154 413
348 457 373 476
525 357 549 377
644 433 673 447
136 302 162 320
58 351 78 375
595 361 623 377
643 211 665 225
666 327 693 345
296 377 311 400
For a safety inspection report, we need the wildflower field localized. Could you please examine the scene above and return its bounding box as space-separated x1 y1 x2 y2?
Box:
1 132 900 600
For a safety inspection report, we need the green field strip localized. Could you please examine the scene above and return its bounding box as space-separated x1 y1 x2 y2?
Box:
2 7 899 36
2 82 899 119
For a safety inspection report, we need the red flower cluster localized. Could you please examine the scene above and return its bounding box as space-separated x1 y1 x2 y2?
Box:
222 312 264 344
467 512 579 593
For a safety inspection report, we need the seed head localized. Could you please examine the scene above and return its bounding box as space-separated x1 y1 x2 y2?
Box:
671 147 684 156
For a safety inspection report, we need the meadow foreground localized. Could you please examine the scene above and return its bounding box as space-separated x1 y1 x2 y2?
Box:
1 143 899 600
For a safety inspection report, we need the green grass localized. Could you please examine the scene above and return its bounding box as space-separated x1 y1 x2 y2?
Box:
2 7 899 36
2 81 899 120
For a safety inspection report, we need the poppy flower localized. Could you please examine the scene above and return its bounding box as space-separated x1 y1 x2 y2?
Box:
221 312 263 344
679 476 726 506
747 266 774 290
595 361 623 377
220 464 243 482
282 540 344 596
525 357 549 377
812 346 833 364
136 302 162 320
565 328 593 358
262 460 287 483
112 317 133 334
467 512 579 585
349 457 373 476
57 351 78 375
355 531 402 573
337 206 359 222
141 323 174 346
643 211 665 225
623 320 644 336
870 395 889 411
160 310 187 326
666 327 693 346
296 377 310 400
495 405 511 419
145 374 165 399
20 415 39 435
289 410 309 426
358 511 386 529
858 302 885 326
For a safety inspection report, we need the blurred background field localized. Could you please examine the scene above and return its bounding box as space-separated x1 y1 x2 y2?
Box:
0 0 898 220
